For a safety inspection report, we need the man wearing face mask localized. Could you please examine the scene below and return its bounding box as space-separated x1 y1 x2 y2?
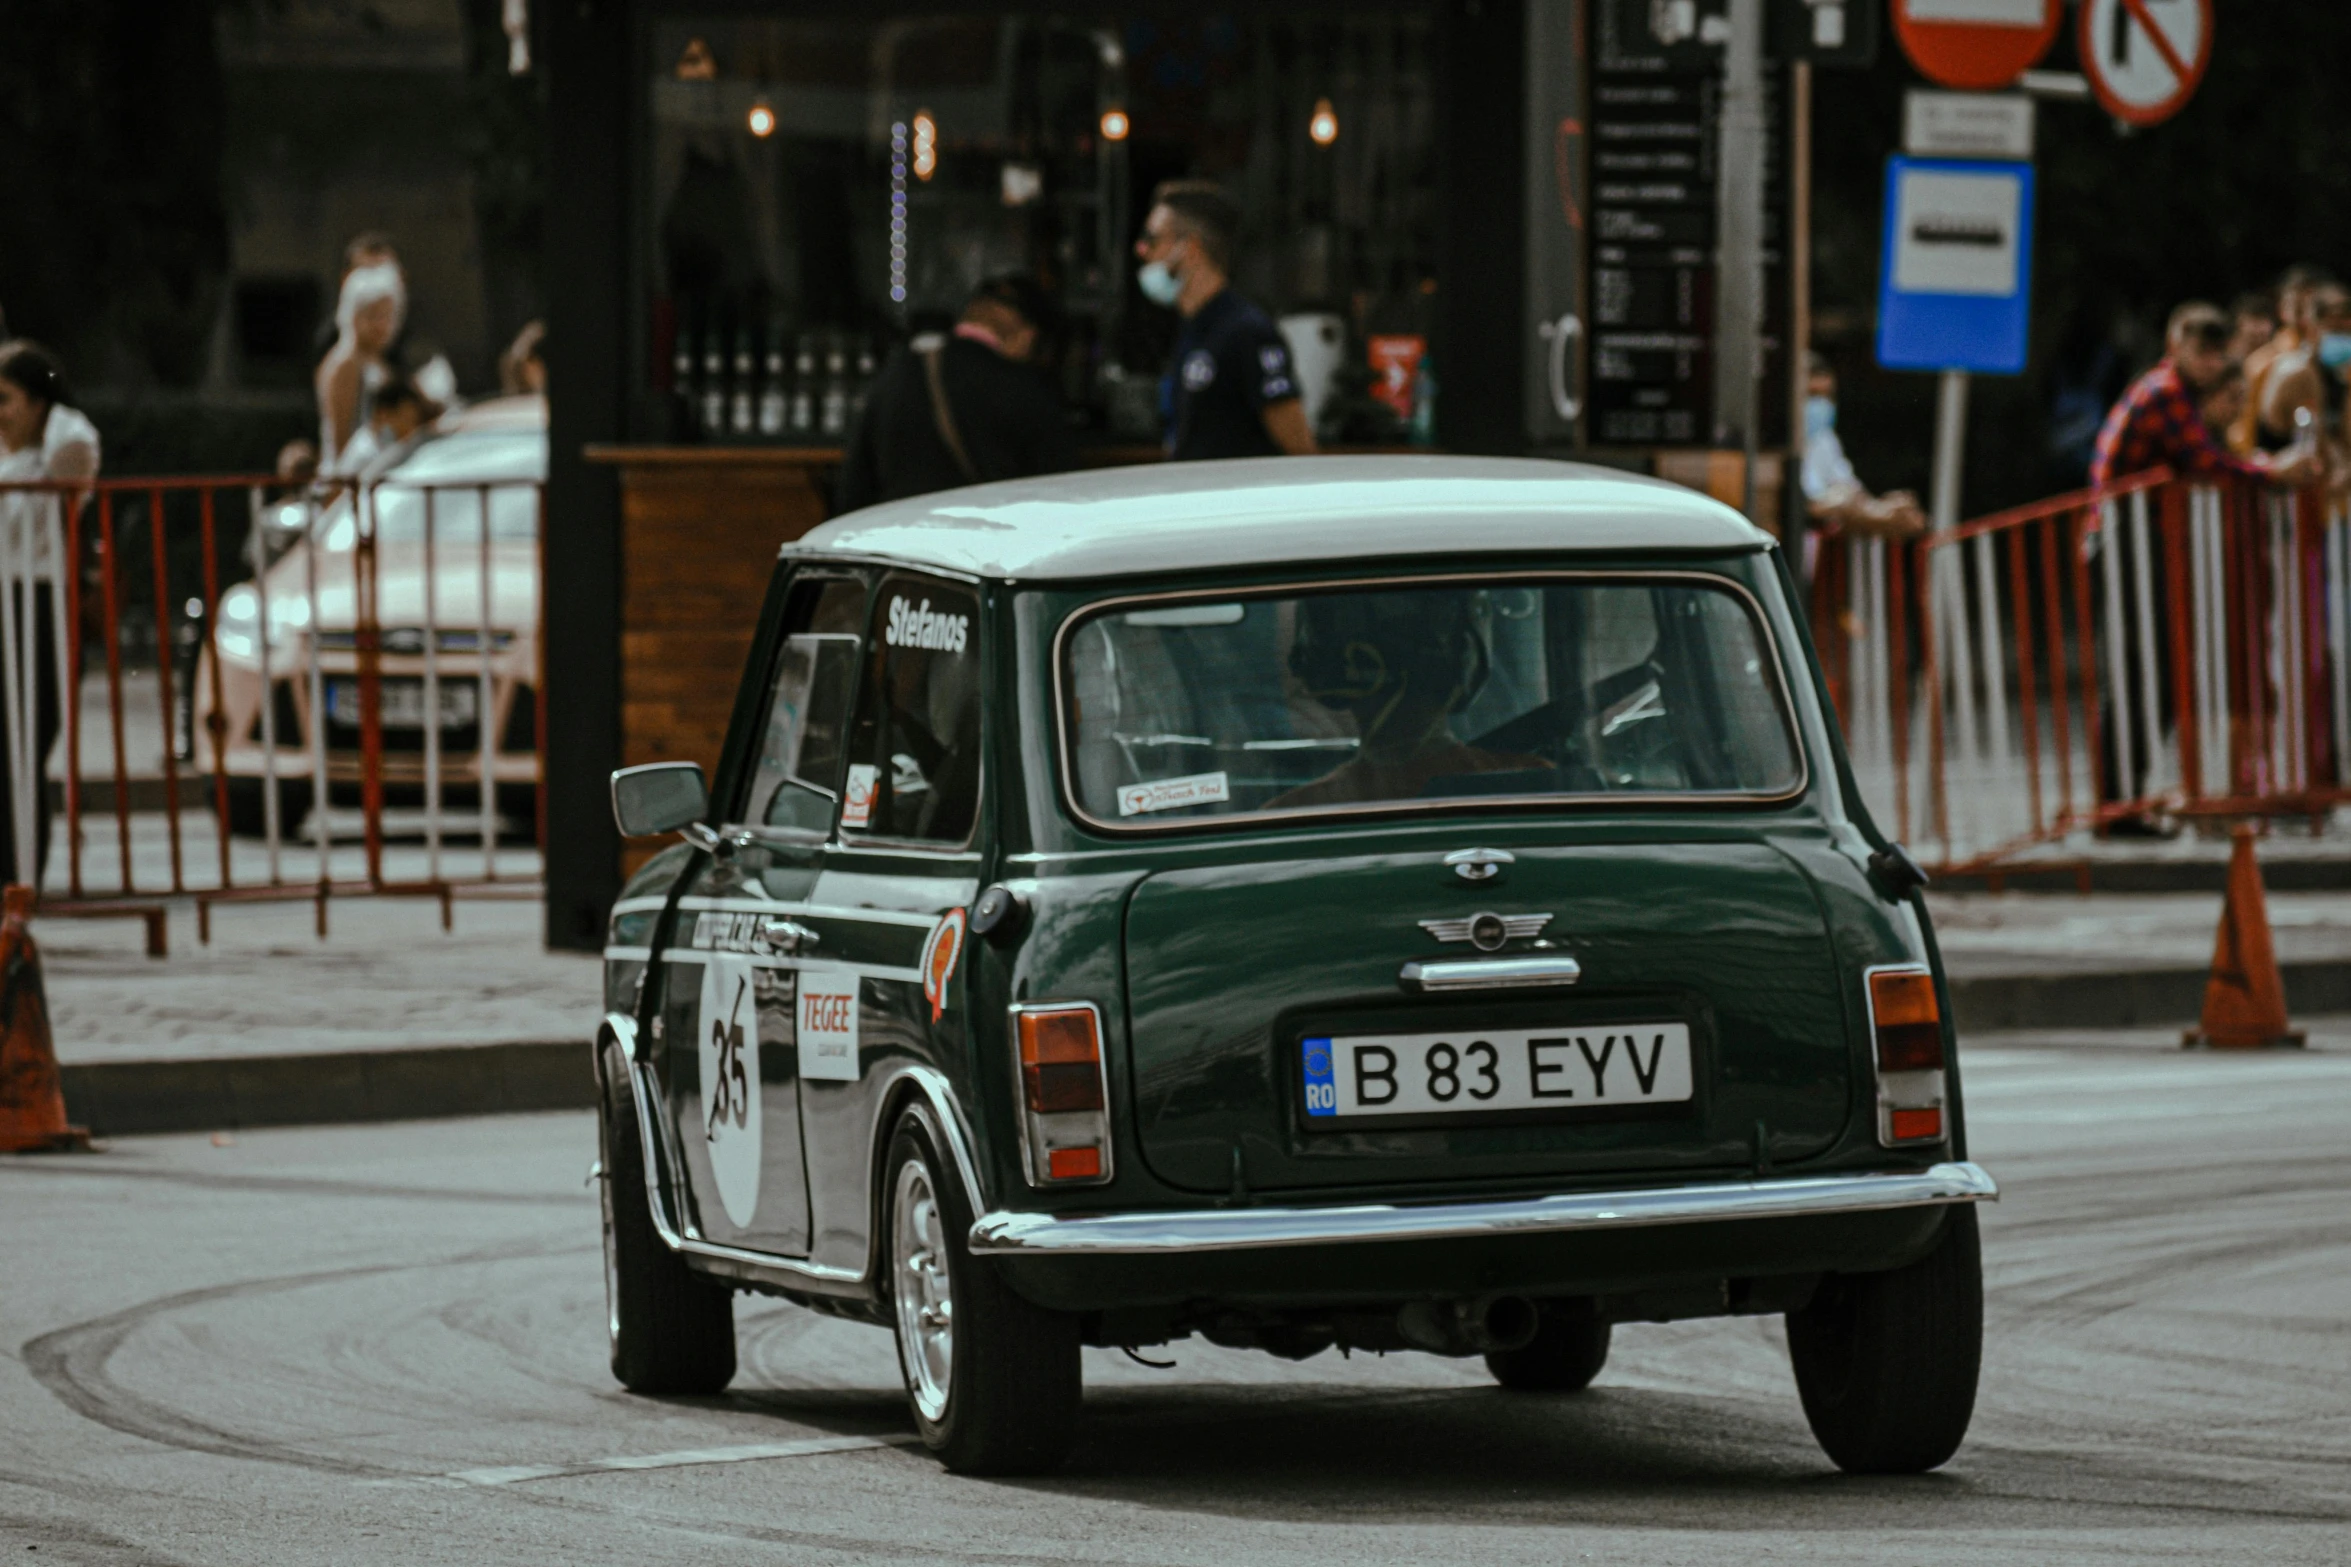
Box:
1799 354 1925 579
1134 181 1317 461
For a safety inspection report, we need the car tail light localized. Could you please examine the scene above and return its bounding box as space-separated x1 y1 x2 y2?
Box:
1010 1002 1113 1186
1868 966 1947 1148
1019 1008 1105 1113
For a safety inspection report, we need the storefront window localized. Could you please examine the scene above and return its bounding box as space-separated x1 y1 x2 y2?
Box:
644 13 1438 448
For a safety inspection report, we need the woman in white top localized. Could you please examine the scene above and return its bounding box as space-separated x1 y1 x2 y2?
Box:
0 340 99 886
315 262 406 470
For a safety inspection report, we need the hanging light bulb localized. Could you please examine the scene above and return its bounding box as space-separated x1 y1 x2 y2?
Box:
912 110 938 180
1308 96 1339 146
747 99 776 138
1099 107 1130 142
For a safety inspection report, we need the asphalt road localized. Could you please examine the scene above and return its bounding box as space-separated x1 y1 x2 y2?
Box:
4 1035 2347 1566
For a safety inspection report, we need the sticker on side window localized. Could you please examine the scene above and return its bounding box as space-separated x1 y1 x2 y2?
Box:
841 762 879 828
1117 771 1231 817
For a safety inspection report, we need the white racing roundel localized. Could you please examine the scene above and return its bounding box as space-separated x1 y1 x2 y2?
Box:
697 954 763 1227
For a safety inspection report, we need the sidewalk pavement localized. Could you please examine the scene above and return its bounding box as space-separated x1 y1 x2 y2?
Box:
45 896 599 1136
31 882 2350 1138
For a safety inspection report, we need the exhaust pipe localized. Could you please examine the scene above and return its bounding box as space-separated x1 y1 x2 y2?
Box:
1396 1294 1540 1357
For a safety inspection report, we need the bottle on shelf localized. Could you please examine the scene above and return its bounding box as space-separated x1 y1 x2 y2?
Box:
850 337 878 428
789 333 817 437
670 317 698 441
819 333 850 439
699 321 728 437
729 324 756 436
758 318 788 437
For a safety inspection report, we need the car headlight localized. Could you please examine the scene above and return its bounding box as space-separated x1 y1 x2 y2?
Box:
213 584 308 664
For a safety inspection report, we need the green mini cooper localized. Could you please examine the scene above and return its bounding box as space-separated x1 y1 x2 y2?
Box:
597 457 1994 1478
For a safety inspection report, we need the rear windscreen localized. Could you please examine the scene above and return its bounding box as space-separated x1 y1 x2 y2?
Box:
1060 577 1802 826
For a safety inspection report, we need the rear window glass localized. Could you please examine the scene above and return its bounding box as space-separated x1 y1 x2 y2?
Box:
1060 576 1801 826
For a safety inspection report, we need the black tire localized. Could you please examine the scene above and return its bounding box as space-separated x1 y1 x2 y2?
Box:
214 775 313 840
884 1114 1080 1475
1485 1312 1612 1392
599 1042 736 1395
1786 1205 1983 1474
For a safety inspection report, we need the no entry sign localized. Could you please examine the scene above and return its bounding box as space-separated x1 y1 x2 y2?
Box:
2080 0 2212 127
1893 0 2062 91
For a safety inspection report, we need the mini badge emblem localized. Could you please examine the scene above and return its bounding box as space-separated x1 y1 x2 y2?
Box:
1419 911 1552 953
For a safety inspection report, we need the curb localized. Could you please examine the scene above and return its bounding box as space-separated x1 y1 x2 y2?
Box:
1949 958 2351 1033
49 957 2351 1137
59 1040 594 1138
1937 859 2351 895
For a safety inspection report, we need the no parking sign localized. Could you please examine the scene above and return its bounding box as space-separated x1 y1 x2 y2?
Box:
2080 0 2212 127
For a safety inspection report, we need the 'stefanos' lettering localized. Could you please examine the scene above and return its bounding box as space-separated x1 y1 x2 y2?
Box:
884 595 968 655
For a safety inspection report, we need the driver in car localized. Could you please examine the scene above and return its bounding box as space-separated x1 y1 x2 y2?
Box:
1267 592 1545 809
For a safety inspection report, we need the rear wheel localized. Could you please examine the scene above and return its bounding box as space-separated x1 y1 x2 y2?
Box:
213 776 313 840
599 1042 736 1395
1485 1312 1611 1392
885 1114 1080 1474
1786 1206 1983 1474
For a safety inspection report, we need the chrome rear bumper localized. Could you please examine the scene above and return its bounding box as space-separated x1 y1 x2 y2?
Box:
966 1161 1996 1257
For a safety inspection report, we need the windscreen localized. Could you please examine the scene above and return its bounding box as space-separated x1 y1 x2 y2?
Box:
1062 577 1802 825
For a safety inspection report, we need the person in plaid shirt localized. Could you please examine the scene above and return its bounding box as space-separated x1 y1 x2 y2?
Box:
2091 303 2310 488
2090 303 2313 832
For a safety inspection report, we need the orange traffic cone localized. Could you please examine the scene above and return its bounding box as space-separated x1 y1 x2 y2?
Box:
0 885 89 1152
2182 825 2307 1051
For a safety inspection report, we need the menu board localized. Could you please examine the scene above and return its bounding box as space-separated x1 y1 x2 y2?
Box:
1588 5 1790 450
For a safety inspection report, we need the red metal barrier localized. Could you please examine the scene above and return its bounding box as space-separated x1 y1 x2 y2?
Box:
1814 468 2351 874
0 472 546 951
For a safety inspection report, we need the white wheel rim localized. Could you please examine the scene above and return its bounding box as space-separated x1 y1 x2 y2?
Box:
892 1157 953 1424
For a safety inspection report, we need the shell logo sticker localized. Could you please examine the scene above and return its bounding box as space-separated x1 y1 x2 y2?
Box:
920 907 966 1023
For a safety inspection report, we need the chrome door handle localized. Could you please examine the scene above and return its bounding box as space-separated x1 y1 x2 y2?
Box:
1537 311 1582 424
1400 955 1582 993
755 916 820 955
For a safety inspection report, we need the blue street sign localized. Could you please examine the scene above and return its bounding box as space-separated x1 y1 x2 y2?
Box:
1875 155 2035 375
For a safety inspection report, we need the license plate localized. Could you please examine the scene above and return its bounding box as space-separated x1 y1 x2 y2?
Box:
326 679 478 730
1301 1023 1693 1119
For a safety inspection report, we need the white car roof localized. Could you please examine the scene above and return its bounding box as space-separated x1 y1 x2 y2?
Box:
789 457 1773 582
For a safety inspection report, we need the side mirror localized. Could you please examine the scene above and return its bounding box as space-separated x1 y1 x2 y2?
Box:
612 761 709 839
1868 842 1929 901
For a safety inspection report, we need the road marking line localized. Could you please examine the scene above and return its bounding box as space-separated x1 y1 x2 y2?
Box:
387 1433 922 1488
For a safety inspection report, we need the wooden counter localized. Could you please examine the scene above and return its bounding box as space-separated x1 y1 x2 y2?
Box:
584 446 840 849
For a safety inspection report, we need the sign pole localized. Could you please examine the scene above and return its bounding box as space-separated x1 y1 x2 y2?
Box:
1713 0 1767 519
1930 367 1969 533
1928 364 1976 815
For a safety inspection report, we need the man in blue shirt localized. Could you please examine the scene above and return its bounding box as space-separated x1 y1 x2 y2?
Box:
1133 181 1317 461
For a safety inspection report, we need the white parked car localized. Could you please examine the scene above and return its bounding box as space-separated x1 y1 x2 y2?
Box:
194 395 543 837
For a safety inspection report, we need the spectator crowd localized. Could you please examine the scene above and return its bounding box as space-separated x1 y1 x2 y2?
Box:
2090 269 2350 495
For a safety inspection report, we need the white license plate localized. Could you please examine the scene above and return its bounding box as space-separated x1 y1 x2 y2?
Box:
327 679 478 730
1301 1023 1693 1120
